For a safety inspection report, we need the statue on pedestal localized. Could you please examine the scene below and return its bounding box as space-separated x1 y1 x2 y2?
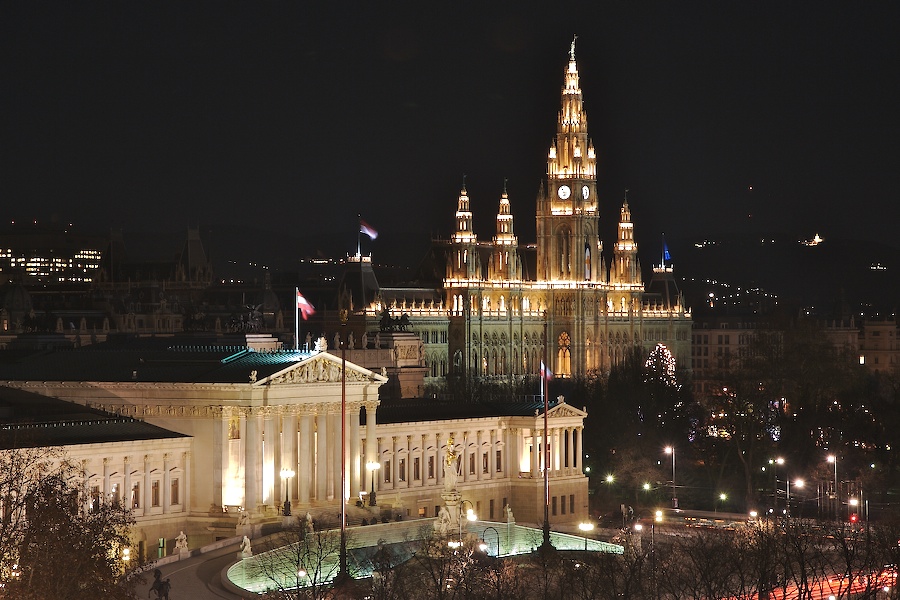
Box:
443 435 459 492
239 535 252 558
435 506 451 535
175 531 188 552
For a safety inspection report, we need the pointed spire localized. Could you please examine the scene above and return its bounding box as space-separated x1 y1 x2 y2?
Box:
453 179 476 244
569 34 577 62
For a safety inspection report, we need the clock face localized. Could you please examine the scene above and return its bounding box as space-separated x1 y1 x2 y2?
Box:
557 185 571 200
582 185 590 200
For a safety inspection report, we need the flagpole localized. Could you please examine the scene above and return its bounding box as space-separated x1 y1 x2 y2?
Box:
357 215 362 258
540 312 552 552
294 286 299 350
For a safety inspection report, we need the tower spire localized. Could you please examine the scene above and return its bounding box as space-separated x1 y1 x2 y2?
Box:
536 39 599 282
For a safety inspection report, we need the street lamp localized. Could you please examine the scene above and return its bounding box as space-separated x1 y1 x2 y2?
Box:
459 499 477 542
483 526 500 556
769 457 784 512
827 455 838 519
366 461 380 506
786 479 803 517
664 446 676 508
716 492 727 513
280 468 295 516
578 522 594 551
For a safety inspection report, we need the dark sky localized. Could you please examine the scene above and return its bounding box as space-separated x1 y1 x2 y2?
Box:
4 2 899 270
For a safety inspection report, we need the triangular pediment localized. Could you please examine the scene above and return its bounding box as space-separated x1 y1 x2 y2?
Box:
258 352 388 386
546 402 587 419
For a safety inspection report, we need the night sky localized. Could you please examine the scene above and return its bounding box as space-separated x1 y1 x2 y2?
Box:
4 3 899 270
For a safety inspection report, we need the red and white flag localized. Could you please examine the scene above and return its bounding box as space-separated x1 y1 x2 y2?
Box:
359 219 378 240
540 360 553 381
296 290 315 320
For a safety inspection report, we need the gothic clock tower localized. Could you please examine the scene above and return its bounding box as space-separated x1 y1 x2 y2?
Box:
536 37 603 283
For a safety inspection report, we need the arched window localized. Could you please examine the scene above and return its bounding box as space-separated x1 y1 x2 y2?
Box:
557 332 571 377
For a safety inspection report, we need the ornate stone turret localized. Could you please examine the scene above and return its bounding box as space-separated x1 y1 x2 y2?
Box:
447 183 482 281
488 180 522 281
610 194 642 287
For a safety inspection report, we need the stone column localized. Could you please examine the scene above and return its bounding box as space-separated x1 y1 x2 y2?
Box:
282 408 298 503
575 426 583 472
434 433 442 488
508 427 519 478
420 435 427 488
263 408 277 509
349 406 361 498
566 427 575 474
245 408 262 512
376 437 383 492
328 409 339 501
299 410 313 504
103 458 111 502
531 430 540 477
552 426 559 474
316 409 328 502
212 407 229 511
487 429 495 480
391 436 398 490
365 402 377 486
143 455 152 512
163 453 171 514
183 451 191 514
461 431 469 483
475 430 483 481
123 456 131 510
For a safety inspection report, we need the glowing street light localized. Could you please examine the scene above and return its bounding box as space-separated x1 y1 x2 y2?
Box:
787 479 804 517
578 522 594 551
366 461 381 506
459 500 477 542
280 468 295 516
664 446 676 508
827 455 838 518
769 457 784 512
716 492 727 513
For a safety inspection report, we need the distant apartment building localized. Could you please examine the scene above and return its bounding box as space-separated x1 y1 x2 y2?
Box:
691 315 898 397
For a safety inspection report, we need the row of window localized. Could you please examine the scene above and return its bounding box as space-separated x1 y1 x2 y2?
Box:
382 451 503 483
90 478 180 511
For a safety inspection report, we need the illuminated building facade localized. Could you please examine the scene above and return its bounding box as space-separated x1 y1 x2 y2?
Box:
1 336 589 549
364 42 691 381
0 229 105 284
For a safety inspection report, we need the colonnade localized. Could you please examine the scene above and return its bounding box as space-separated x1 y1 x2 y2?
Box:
527 425 583 477
212 403 584 514
214 401 378 514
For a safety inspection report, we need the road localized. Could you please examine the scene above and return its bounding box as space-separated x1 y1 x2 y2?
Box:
138 542 246 600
